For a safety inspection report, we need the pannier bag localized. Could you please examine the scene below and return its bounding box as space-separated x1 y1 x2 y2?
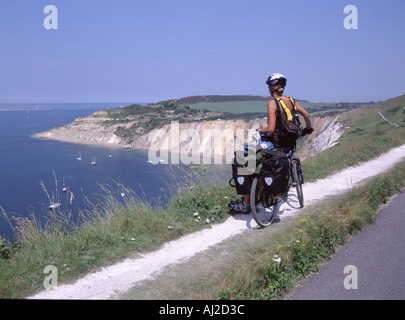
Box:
230 146 261 195
261 157 290 196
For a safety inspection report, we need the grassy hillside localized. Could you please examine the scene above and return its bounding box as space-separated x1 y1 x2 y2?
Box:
186 100 370 116
303 94 405 181
161 95 371 116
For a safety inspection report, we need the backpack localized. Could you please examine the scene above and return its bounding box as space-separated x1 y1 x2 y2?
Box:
275 96 302 145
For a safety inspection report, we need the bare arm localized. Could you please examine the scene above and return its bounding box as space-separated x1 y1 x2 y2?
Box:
258 100 277 133
295 101 312 129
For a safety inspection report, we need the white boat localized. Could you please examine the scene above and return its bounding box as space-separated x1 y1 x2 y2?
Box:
76 151 82 160
62 178 67 192
91 156 96 165
49 202 61 210
49 195 61 210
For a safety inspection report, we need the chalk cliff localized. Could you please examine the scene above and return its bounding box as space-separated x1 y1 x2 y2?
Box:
32 111 345 160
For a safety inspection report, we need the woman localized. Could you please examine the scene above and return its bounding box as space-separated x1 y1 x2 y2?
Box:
229 73 313 214
259 73 313 151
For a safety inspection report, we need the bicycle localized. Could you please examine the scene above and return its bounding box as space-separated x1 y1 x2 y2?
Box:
250 133 307 228
249 148 286 228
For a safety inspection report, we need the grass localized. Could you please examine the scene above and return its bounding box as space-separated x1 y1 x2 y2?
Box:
0 166 236 299
185 99 368 115
303 95 405 182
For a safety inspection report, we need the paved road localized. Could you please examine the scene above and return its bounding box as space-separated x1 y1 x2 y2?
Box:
287 189 405 300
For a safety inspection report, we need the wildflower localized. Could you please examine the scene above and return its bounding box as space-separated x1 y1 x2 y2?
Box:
295 240 300 243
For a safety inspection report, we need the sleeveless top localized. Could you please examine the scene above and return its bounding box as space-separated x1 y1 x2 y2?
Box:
263 96 297 151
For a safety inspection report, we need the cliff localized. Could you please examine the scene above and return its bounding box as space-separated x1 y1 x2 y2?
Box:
32 110 345 161
32 110 128 147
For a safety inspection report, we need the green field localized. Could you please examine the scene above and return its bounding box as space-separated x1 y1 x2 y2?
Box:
180 99 369 116
188 100 268 114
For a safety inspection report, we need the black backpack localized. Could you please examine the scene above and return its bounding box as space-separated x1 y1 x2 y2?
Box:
275 96 302 145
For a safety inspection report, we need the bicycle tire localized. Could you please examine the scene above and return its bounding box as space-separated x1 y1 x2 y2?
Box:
250 176 279 228
292 161 304 208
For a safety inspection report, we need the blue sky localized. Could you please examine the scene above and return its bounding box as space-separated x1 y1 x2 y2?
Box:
1 0 404 103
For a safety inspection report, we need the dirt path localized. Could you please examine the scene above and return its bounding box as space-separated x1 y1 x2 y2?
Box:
29 144 405 299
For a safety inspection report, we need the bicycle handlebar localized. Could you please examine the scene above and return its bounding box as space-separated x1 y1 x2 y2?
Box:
257 128 313 140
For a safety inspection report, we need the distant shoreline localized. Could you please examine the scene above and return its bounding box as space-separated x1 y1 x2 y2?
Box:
0 108 51 111
31 134 135 150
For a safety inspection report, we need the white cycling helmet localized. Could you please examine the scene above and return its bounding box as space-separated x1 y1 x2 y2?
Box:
266 73 287 88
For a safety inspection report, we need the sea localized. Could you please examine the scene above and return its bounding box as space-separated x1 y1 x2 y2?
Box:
0 103 229 241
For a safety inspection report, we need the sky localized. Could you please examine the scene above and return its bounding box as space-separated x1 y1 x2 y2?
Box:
1 0 405 104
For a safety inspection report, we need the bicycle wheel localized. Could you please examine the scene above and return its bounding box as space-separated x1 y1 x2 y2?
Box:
250 176 279 228
292 161 304 208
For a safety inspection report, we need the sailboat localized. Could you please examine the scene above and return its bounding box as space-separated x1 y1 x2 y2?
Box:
91 156 96 165
62 178 67 192
49 195 61 211
76 151 82 161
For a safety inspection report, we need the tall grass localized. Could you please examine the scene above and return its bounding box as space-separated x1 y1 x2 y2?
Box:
0 166 237 299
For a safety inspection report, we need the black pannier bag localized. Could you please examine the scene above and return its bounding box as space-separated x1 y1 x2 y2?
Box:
230 147 258 195
261 157 290 196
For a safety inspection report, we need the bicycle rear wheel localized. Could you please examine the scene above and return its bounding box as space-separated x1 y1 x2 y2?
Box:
250 177 280 228
292 161 304 208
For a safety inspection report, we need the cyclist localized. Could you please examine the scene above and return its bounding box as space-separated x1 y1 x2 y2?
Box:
259 73 313 151
229 73 313 215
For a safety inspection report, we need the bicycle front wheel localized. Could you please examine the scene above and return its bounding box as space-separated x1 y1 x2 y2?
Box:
250 177 279 228
292 161 304 208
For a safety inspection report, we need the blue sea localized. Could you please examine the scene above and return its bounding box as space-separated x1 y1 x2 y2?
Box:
0 103 229 241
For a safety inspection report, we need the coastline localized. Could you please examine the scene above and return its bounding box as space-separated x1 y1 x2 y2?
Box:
30 134 234 165
31 133 133 150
